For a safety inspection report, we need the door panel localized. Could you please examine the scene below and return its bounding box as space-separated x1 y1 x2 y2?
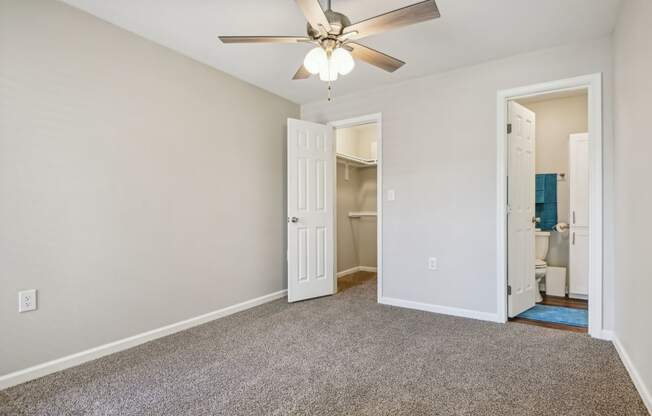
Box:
507 101 537 317
287 119 335 302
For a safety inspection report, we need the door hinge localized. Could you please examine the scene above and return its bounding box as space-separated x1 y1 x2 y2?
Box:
507 123 512 134
507 285 512 296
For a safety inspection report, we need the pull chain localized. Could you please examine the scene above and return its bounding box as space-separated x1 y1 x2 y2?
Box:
327 80 332 102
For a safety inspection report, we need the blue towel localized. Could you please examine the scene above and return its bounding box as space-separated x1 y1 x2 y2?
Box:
535 174 557 230
535 175 545 203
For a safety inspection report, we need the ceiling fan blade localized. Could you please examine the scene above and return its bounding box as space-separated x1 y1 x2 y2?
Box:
346 42 405 73
219 36 311 44
292 65 312 80
295 0 332 34
342 0 440 40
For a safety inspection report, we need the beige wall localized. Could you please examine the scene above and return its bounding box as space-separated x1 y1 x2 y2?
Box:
0 0 298 376
336 163 377 272
336 124 378 160
336 163 361 272
520 94 588 268
613 0 652 408
357 167 377 268
303 36 614 325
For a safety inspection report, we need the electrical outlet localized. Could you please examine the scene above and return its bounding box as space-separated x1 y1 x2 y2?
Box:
18 289 37 313
428 257 438 271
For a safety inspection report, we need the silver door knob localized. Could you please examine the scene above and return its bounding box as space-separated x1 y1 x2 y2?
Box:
289 217 299 223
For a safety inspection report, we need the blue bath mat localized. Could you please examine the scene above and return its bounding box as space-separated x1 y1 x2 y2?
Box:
517 305 588 328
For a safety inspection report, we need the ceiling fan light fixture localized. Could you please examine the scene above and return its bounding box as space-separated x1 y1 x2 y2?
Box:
303 47 327 74
331 47 355 75
319 61 338 82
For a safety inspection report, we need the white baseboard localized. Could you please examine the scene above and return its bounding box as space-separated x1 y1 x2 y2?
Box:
595 329 614 341
0 289 287 391
612 334 652 414
379 296 501 323
336 266 377 278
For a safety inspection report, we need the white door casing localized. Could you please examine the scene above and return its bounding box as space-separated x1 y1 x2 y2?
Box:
497 74 603 338
507 101 537 317
287 118 335 302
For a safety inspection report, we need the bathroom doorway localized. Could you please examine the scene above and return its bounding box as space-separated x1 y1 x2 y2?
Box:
330 115 381 300
510 89 589 332
496 74 605 338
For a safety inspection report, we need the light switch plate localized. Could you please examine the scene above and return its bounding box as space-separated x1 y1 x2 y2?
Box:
428 257 438 270
387 189 396 201
19 289 37 313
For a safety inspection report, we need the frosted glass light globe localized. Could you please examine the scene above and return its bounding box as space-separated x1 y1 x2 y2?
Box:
303 47 327 74
331 47 355 75
319 60 338 81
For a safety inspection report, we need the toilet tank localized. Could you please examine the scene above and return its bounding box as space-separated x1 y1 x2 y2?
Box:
535 230 551 260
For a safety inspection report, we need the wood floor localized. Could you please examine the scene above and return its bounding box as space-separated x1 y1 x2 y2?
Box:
510 293 589 334
539 294 588 309
337 271 376 293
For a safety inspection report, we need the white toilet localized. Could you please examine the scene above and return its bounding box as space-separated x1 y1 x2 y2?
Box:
534 230 551 303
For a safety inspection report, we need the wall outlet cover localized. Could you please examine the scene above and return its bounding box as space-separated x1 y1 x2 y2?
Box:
19 289 37 313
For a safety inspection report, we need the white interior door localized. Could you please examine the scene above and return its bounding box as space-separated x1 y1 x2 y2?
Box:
507 101 537 317
287 118 335 302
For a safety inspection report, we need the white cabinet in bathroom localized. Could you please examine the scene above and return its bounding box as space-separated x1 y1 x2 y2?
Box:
569 133 589 299
569 227 589 298
570 134 590 228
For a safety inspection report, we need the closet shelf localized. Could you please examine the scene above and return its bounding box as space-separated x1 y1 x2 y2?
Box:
348 211 377 218
337 153 377 167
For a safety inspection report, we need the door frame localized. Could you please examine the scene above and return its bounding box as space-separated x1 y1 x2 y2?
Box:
496 73 605 339
328 113 383 302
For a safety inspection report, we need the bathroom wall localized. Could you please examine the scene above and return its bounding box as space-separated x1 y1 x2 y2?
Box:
519 93 588 268
336 163 377 272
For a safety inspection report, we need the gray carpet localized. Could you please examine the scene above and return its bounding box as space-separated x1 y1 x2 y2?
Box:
1 276 648 415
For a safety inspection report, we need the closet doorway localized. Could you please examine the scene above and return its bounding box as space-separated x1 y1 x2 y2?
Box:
331 114 382 302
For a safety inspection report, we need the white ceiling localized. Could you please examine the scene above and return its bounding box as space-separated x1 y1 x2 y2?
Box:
60 0 622 104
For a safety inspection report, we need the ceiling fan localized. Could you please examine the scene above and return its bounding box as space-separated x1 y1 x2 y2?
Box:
219 0 440 84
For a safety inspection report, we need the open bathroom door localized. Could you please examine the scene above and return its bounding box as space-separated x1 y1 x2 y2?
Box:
507 101 537 317
287 118 336 302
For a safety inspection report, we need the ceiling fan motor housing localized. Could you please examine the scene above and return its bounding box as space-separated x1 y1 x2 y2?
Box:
307 9 351 40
